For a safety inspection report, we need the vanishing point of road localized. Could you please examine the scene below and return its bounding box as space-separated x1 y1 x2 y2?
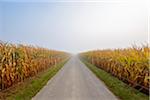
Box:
32 56 118 100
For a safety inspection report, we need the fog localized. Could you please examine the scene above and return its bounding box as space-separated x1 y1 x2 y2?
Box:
0 0 149 53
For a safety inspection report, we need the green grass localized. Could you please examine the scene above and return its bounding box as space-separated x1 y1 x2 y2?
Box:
0 59 69 100
81 58 149 100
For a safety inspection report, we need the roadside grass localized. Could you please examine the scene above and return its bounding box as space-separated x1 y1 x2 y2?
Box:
81 58 149 100
0 59 69 100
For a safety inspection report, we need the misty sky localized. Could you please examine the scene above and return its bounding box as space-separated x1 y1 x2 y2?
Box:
0 0 149 53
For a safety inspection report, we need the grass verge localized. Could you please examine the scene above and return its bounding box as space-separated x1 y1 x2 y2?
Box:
0 59 69 100
81 58 149 100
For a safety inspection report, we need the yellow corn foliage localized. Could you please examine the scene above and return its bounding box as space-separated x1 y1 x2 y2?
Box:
0 42 69 90
80 45 149 93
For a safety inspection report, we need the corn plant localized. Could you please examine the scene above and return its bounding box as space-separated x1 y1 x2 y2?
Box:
80 44 149 94
0 42 69 90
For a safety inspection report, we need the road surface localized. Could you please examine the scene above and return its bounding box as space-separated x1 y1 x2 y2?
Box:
32 56 118 100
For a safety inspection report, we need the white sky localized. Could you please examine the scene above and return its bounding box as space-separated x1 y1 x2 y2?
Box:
0 0 149 54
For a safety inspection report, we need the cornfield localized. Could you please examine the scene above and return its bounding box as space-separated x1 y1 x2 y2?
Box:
0 41 69 90
80 45 150 94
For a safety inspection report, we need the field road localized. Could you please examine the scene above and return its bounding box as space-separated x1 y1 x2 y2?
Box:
32 56 118 100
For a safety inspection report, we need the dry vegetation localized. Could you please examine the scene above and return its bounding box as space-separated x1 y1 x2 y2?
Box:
80 45 149 94
0 41 69 90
